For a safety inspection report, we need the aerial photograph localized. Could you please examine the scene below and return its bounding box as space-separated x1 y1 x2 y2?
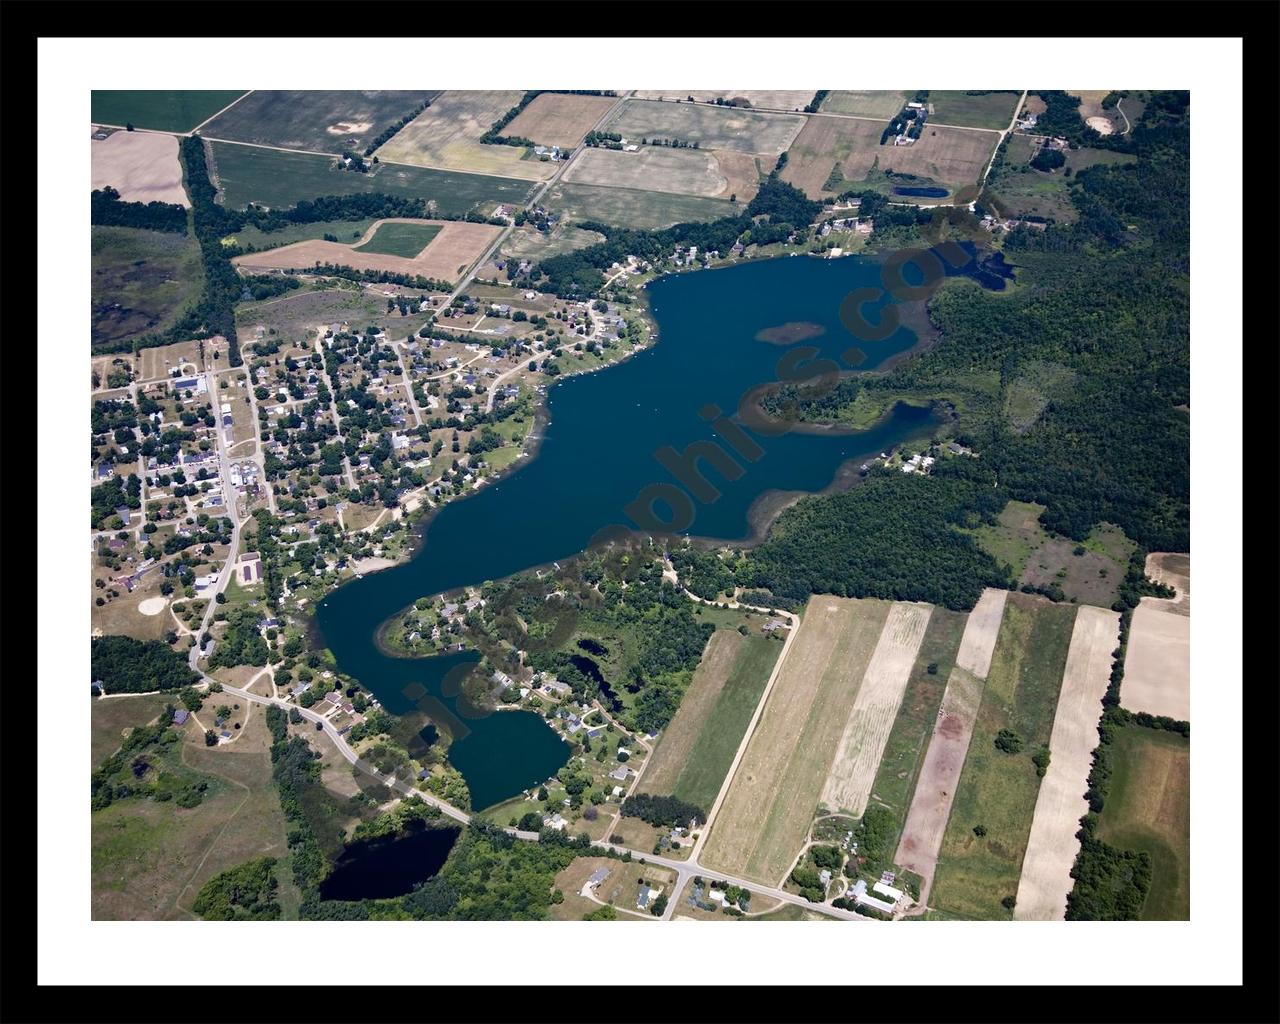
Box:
85 84 1191 928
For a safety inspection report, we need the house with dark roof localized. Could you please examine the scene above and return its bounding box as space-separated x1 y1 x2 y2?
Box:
172 709 190 726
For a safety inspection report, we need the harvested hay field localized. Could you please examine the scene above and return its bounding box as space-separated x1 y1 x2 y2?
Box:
638 631 780 813
1015 606 1120 920
503 92 618 148
1094 724 1190 920
780 116 882 198
233 219 501 285
700 597 890 885
1121 551 1190 721
92 131 189 207
633 91 816 111
499 224 605 261
374 90 551 180
564 146 727 198
928 91 1020 130
847 126 997 199
200 90 434 155
821 91 913 118
544 181 736 230
894 589 1007 892
601 99 805 156
820 602 933 816
929 594 1078 920
91 90 247 133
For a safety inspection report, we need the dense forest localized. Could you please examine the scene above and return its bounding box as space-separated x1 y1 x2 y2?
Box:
91 635 199 693
192 857 282 921
91 187 188 234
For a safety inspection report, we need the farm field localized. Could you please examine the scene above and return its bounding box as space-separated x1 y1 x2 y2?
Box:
499 224 606 262
928 91 1021 130
967 499 1135 607
862 608 968 842
820 602 933 817
820 90 913 118
353 220 442 258
1015 606 1120 920
200 90 434 155
601 99 805 156
91 225 202 350
374 90 551 180
230 217 383 252
1120 553 1191 721
503 92 618 148
543 181 736 230
209 141 533 215
1094 724 1190 920
92 130 189 206
633 90 817 111
233 219 501 284
92 712 297 920
638 631 781 813
700 596 890 886
565 146 726 197
92 90 247 133
929 594 1079 920
894 589 1007 896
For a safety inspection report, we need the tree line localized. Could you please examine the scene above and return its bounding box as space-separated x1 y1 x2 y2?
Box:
91 187 188 234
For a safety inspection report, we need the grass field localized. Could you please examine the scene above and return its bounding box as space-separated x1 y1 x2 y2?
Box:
820 91 913 118
230 217 382 252
1095 724 1190 920
92 90 247 133
92 711 298 919
601 99 805 156
92 225 202 350
353 221 442 258
91 694 176 768
928 91 1020 130
701 597 890 885
543 181 736 230
201 90 434 155
929 594 1079 919
375 90 551 180
235 286 382 349
499 224 606 261
968 499 1134 607
638 631 781 813
503 92 618 148
209 141 533 214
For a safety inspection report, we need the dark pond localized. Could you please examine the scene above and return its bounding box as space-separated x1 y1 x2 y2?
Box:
318 825 460 901
893 186 950 198
576 638 610 656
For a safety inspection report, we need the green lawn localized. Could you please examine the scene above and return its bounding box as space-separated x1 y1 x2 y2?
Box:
863 607 968 849
210 142 533 215
354 221 442 258
1095 725 1189 920
930 594 1078 919
92 91 248 133
668 635 780 811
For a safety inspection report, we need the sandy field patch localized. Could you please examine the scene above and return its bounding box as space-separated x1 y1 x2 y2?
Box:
894 589 1008 890
700 597 889 885
1145 551 1190 615
639 631 742 795
92 131 190 207
503 93 618 148
327 121 373 135
955 588 1009 678
233 218 501 285
820 602 933 816
563 146 728 198
710 149 767 202
1120 603 1190 720
1015 605 1120 920
1085 116 1114 135
137 597 168 616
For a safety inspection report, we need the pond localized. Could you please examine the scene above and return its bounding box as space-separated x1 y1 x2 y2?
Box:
318 825 460 901
893 186 950 198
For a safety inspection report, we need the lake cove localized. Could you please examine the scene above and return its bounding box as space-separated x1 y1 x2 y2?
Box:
318 250 997 810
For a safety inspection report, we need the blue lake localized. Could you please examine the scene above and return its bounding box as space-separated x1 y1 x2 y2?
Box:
316 249 999 810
